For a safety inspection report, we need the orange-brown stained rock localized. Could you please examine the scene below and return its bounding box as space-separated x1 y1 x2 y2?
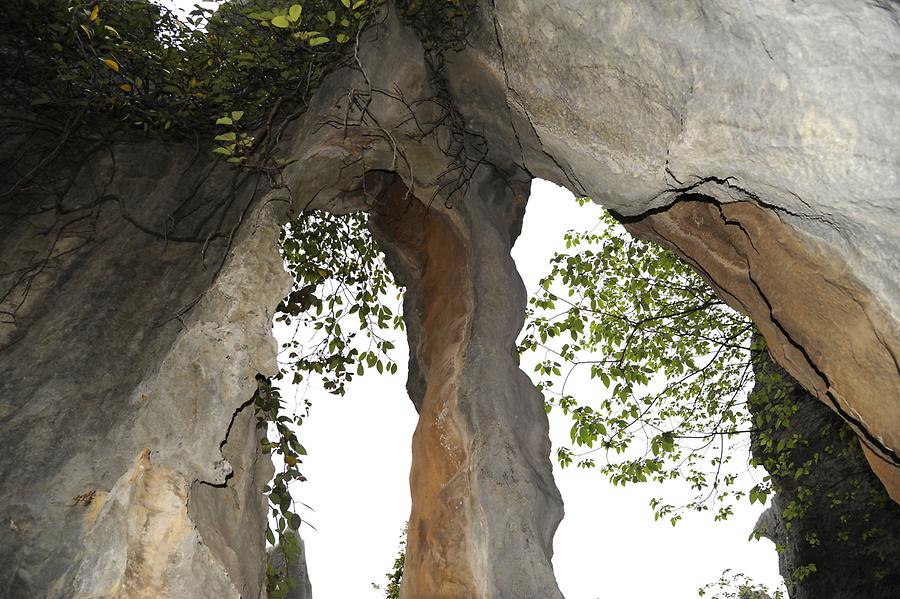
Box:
370 183 479 598
118 449 193 598
624 199 900 501
78 449 194 598
83 491 109 529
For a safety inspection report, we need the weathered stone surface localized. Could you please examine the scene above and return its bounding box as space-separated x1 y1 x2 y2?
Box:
370 171 563 599
2 0 900 596
450 0 900 499
622 199 900 500
0 133 289 596
750 349 900 598
190 378 276 598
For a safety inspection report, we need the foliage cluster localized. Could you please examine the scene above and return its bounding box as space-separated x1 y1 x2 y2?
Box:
254 376 310 598
698 569 784 599
520 202 897 592
750 352 900 590
275 210 401 396
2 0 373 141
519 207 758 524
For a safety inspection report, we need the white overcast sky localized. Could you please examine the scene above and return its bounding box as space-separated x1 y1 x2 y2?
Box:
279 180 785 598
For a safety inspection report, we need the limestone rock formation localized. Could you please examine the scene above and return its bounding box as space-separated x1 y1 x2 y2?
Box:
369 172 562 598
452 0 900 500
0 131 288 596
1 0 899 597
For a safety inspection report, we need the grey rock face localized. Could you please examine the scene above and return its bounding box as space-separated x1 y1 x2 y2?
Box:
2 0 900 596
451 0 900 499
369 169 563 599
0 132 289 596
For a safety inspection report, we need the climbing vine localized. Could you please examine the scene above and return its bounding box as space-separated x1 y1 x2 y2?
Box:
396 0 479 53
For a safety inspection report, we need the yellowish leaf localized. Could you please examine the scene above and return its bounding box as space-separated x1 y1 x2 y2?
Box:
102 58 119 72
119 83 132 92
89 4 100 21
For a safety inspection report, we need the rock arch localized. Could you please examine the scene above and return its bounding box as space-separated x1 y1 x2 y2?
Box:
1 1 898 596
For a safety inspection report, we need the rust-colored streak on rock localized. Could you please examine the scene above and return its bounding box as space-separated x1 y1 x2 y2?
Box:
83 491 109 529
117 449 193 598
370 183 478 597
624 200 900 500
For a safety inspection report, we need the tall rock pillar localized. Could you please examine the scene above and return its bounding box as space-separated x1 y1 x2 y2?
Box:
369 171 564 599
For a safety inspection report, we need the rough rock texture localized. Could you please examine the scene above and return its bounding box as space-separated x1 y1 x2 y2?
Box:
750 350 900 598
2 0 900 596
449 0 900 498
622 200 900 500
0 134 289 596
190 378 276 598
369 172 563 599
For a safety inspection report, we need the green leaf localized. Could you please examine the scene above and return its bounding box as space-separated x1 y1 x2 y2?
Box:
230 110 244 121
215 116 233 125
214 132 236 141
288 4 302 22
271 15 290 28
